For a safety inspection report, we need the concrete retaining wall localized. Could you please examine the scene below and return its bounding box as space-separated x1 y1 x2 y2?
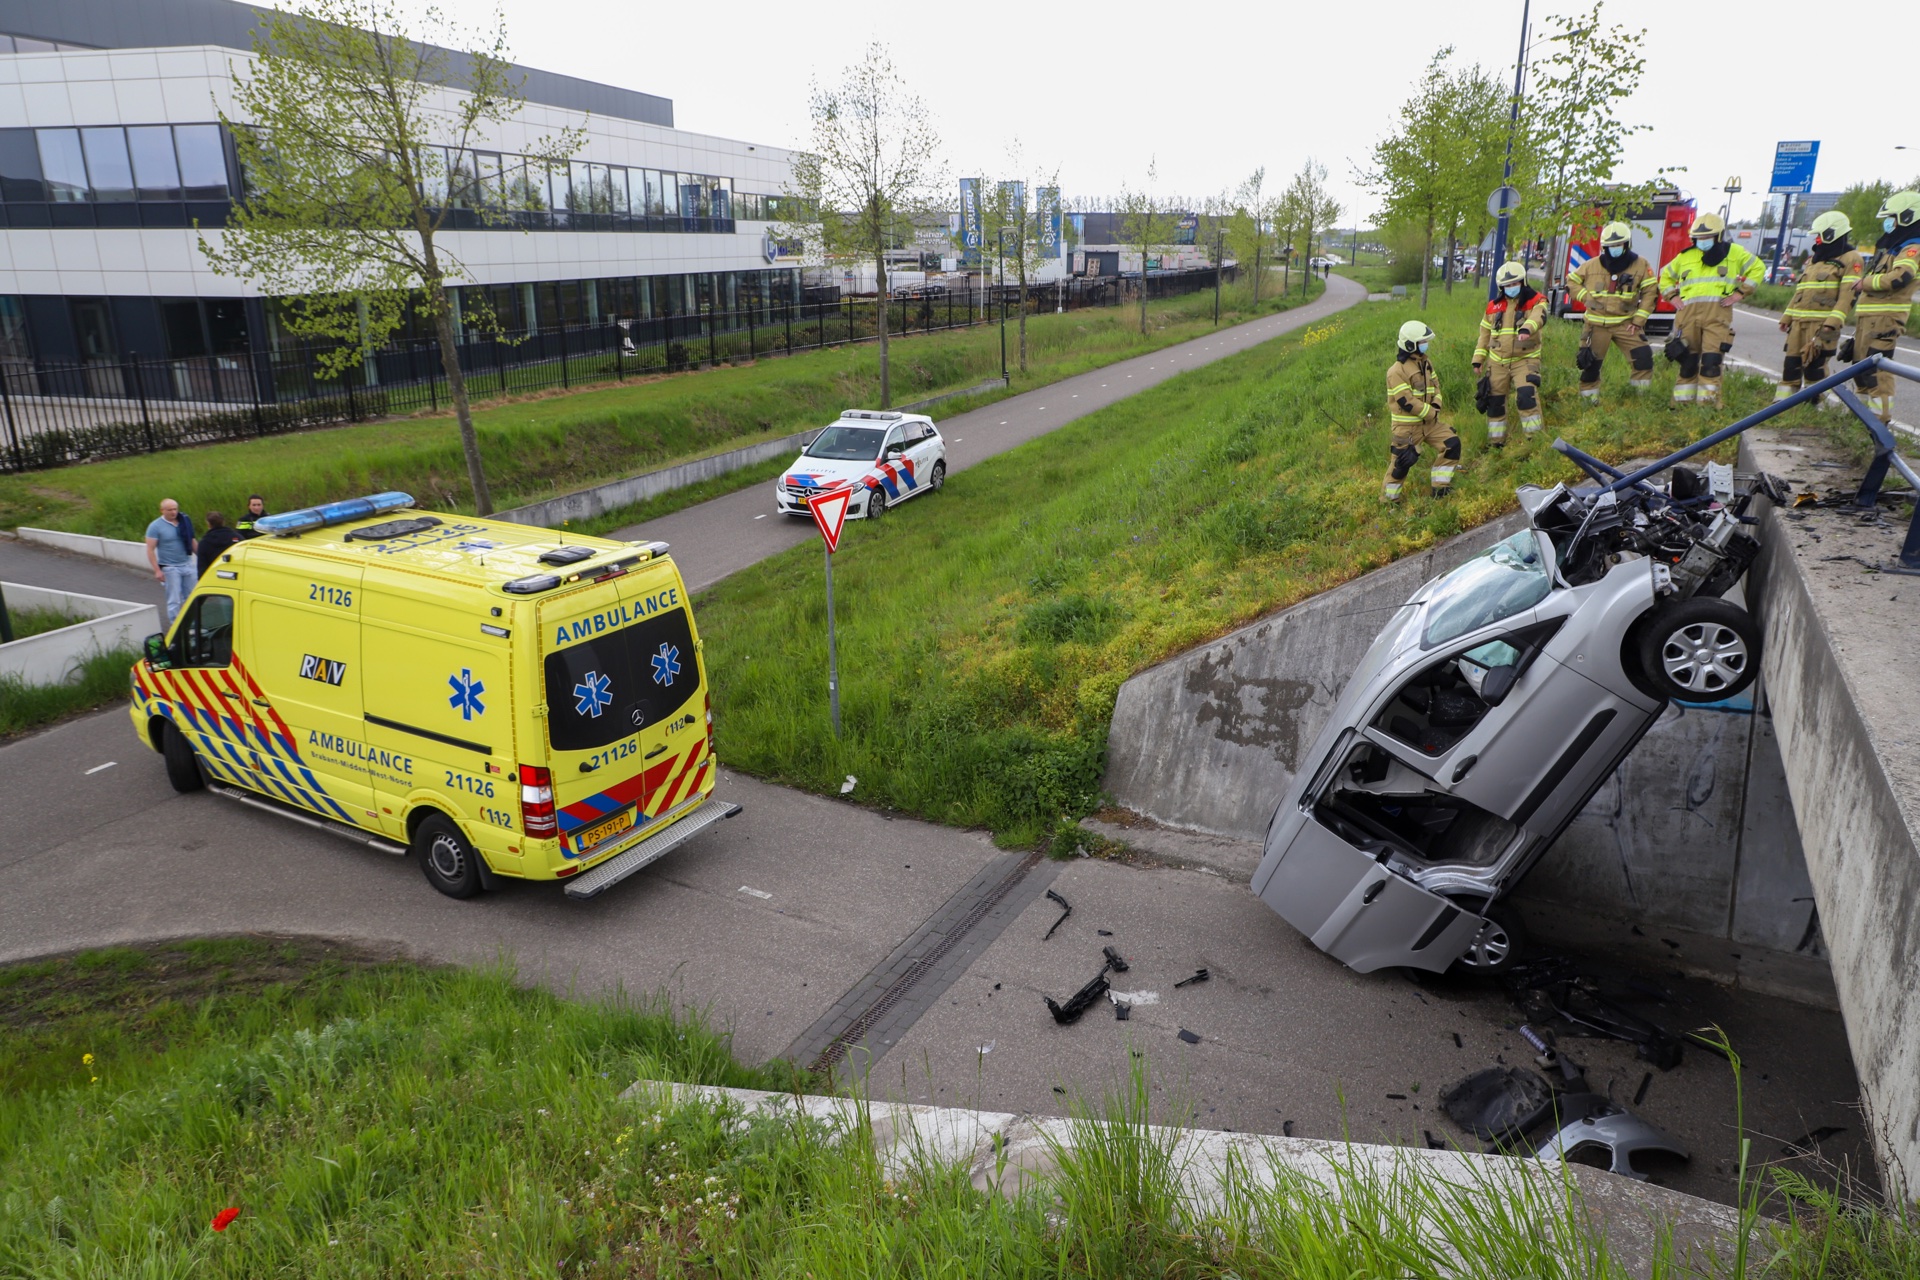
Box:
1103 515 1816 949
17 527 150 571
0 582 155 684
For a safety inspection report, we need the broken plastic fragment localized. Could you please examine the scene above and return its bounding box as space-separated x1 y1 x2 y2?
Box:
1174 968 1210 988
1439 1066 1556 1145
1102 946 1129 973
1042 889 1072 940
1044 971 1111 1025
1177 1029 1201 1045
840 775 857 794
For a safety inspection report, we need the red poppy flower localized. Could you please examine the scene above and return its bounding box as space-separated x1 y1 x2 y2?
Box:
211 1207 241 1232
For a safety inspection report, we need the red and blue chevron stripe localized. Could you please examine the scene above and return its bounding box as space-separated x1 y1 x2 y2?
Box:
867 457 917 499
556 736 711 857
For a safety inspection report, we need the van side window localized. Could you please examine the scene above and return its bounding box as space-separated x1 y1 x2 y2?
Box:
174 594 234 667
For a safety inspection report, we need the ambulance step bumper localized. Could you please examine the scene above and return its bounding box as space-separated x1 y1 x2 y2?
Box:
206 782 408 856
563 796 742 900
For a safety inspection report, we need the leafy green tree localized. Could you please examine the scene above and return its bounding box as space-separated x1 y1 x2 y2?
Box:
1835 178 1920 245
1225 168 1275 304
788 43 944 408
1364 51 1457 308
200 0 581 516
1117 161 1179 335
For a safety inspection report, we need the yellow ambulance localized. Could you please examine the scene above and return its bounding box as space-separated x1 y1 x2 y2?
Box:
129 491 737 899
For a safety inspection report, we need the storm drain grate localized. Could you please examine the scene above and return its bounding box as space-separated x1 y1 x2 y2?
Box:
807 849 1044 1075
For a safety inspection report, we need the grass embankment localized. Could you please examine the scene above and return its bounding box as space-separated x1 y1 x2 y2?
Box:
1335 262 1403 293
0 279 1320 541
4 941 1916 1278
699 288 1785 847
0 647 138 741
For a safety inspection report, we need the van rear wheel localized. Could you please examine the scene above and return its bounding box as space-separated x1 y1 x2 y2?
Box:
161 722 205 794
414 813 484 899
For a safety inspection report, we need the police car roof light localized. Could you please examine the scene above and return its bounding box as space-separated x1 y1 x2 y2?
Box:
840 410 903 420
254 491 416 536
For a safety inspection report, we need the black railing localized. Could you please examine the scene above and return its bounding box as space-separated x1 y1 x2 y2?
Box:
0 268 1232 474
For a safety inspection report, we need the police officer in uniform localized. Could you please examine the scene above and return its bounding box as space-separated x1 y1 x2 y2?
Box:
1473 261 1549 445
1849 190 1920 424
1384 320 1459 502
1657 212 1763 409
1775 210 1863 402
1570 221 1658 398
235 494 269 539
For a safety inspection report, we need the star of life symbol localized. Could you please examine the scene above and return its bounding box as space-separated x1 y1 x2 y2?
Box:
453 539 501 553
447 668 486 720
574 670 613 718
651 643 681 686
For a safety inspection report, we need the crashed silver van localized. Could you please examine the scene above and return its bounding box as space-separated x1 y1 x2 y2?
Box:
1251 462 1779 976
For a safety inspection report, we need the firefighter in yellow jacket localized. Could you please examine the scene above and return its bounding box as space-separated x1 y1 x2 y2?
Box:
1848 190 1920 424
1657 212 1763 408
1570 222 1658 398
1472 261 1549 445
1384 320 1459 501
1775 210 1863 402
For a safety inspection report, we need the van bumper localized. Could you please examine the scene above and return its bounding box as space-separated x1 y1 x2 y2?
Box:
562 795 741 899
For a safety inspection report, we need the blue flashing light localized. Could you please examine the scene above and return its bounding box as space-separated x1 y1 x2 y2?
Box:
254 491 416 536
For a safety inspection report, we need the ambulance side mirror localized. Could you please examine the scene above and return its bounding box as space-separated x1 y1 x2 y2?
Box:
143 633 173 670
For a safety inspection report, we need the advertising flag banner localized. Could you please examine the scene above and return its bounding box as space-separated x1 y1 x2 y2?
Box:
1038 186 1062 257
959 178 982 265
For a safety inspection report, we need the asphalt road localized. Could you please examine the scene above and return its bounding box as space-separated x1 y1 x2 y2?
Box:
616 276 1364 592
0 535 166 621
1726 302 1920 433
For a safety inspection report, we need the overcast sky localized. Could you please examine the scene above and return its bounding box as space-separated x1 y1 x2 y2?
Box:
445 0 1912 224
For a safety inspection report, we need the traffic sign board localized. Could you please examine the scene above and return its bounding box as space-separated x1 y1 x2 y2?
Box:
1487 185 1521 218
807 487 853 553
1770 141 1820 194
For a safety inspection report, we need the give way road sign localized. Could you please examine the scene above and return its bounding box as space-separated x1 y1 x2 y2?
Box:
807 487 853 553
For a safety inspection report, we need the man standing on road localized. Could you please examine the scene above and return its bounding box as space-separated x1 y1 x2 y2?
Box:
1473 261 1549 446
1570 222 1658 399
145 498 197 625
235 494 269 539
1849 190 1920 424
1383 320 1459 501
1657 213 1763 410
1775 210 1863 403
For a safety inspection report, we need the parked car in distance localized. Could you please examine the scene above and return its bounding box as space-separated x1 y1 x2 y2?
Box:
775 410 947 521
1251 460 1782 978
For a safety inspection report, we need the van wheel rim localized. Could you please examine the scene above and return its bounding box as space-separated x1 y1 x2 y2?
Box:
1659 622 1747 692
428 835 466 880
1464 923 1510 968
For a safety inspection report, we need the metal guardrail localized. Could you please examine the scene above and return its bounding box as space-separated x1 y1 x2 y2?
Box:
1552 354 1920 571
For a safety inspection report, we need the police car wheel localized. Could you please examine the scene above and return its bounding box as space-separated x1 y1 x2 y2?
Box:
866 488 887 519
414 813 483 899
161 722 205 794
929 461 946 492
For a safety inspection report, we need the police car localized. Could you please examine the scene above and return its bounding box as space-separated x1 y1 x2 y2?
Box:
774 410 947 520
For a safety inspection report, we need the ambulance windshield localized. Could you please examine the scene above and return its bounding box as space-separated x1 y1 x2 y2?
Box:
545 606 698 751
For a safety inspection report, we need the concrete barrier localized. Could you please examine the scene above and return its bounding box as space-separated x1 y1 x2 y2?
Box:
1742 429 1920 1195
16 527 151 571
0 582 155 684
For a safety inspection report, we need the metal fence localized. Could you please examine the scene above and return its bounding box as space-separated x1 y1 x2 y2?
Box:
0 267 1232 475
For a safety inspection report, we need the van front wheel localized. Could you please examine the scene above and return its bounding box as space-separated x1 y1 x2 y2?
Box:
414 813 484 899
161 722 205 794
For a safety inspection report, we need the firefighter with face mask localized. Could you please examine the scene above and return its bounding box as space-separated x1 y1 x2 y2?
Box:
1570 221 1658 398
1848 190 1920 423
1657 212 1763 408
1384 320 1459 501
1472 261 1549 445
1776 210 1863 402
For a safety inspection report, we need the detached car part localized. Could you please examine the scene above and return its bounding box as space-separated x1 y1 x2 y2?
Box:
1532 1093 1688 1181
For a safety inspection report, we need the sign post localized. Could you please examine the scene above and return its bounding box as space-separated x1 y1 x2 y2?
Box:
1769 141 1820 287
806 487 853 737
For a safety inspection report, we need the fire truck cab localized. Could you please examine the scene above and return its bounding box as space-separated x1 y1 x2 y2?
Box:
1545 190 1697 337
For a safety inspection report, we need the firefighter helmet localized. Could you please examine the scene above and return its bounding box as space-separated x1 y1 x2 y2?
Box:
1688 212 1727 242
1599 221 1633 248
1876 190 1920 229
1495 261 1527 288
1397 320 1435 354
1810 210 1851 243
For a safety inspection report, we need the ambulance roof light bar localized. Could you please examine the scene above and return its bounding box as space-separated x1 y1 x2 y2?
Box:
254 491 416 536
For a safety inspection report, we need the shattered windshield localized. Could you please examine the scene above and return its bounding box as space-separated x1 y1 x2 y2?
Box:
805 426 886 461
1422 532 1550 649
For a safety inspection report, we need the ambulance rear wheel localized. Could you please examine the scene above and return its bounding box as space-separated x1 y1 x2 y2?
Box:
414 813 483 899
161 722 205 794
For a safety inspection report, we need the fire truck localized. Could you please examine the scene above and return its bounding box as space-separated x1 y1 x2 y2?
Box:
1544 189 1697 337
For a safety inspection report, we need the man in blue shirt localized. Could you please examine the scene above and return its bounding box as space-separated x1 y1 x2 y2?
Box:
144 498 197 625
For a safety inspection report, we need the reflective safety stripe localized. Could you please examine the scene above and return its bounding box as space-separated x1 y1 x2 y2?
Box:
1486 420 1507 439
1387 381 1414 394
1382 482 1404 500
1521 416 1542 432
1579 387 1600 397
1773 383 1796 400
1390 414 1430 425
1429 465 1456 485
1856 303 1915 315
1672 384 1697 401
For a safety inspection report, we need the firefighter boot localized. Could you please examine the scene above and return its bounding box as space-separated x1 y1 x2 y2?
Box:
1485 394 1507 448
1776 351 1802 402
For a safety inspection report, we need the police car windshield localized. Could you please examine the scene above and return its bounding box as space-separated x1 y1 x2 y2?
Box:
1421 531 1550 649
806 426 886 461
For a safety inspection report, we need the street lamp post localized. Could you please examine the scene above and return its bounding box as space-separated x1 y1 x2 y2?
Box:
1489 0 1531 300
997 228 1007 383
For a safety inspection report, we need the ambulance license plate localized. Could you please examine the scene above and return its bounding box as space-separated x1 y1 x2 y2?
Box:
576 807 635 852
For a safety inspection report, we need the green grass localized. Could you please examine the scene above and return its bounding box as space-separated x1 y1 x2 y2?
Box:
2 941 1913 1278
1335 262 1403 294
0 280 1319 542
697 288 1796 847
0 647 137 741
3 604 88 640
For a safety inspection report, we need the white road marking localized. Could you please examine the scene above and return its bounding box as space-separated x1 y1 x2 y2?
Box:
739 885 773 900
753 513 767 519
85 761 116 775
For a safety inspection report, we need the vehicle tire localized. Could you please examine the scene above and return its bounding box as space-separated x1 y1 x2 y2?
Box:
866 486 887 520
1634 597 1761 703
161 721 205 794
414 812 484 899
1456 902 1525 976
928 460 946 493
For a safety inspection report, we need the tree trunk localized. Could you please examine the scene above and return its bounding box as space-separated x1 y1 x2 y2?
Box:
875 245 890 408
426 277 492 516
1252 243 1262 305
1419 219 1433 310
1138 235 1149 335
1017 257 1029 373
1444 226 1458 295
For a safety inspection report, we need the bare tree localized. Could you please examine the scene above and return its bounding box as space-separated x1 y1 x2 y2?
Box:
977 145 1061 373
788 44 943 408
1117 161 1178 335
201 0 582 515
